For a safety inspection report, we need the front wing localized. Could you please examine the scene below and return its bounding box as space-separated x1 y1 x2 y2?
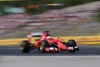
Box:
44 47 60 52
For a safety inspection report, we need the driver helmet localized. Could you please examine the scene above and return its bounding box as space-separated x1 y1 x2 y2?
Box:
43 31 49 34
46 36 52 40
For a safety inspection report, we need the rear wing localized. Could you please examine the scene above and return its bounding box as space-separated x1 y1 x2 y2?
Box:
27 31 50 38
31 32 42 37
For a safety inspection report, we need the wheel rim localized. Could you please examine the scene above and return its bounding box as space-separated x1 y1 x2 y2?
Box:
20 46 24 50
40 45 43 50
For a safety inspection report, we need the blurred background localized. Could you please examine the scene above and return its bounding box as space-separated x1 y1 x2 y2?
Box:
0 0 100 39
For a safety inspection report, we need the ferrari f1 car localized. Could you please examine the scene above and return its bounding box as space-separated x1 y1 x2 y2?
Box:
20 31 79 53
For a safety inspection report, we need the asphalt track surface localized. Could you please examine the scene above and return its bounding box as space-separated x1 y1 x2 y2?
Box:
0 45 100 67
0 45 100 56
0 56 100 67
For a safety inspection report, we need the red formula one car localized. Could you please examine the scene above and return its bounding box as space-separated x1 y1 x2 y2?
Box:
20 31 79 53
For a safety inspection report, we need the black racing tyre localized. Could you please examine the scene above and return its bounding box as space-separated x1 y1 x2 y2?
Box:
67 39 77 47
67 39 77 53
69 49 76 53
20 40 30 53
39 40 49 53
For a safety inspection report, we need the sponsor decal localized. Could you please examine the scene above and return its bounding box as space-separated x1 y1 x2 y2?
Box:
68 47 74 50
49 47 54 50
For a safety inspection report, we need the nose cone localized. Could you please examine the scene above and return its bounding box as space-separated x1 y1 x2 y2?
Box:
57 42 67 50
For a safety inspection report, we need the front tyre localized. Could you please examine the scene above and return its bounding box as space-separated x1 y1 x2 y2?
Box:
39 40 49 53
68 39 77 47
67 39 77 53
20 40 30 53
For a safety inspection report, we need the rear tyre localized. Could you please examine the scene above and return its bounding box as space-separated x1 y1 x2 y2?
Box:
20 40 30 53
